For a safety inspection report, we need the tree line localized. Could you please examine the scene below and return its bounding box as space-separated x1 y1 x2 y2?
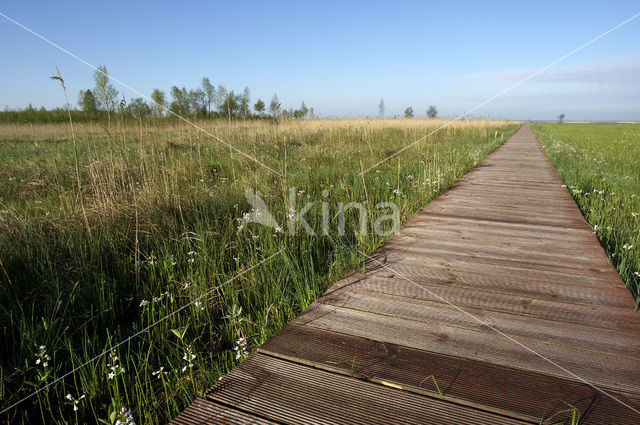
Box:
1 65 314 124
378 98 439 119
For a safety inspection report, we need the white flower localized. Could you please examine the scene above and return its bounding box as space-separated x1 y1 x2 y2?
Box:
188 258 195 263
107 350 125 380
115 407 135 425
622 244 633 250
152 366 167 379
65 393 86 412
139 300 149 308
182 346 196 372
34 345 50 369
233 337 249 361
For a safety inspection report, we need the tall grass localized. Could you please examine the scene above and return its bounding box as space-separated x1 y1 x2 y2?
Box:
532 123 640 305
0 117 518 424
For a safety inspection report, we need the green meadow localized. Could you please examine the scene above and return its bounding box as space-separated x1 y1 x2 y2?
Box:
0 118 516 424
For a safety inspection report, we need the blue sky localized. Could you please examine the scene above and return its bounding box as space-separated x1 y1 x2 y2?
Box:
1 1 639 120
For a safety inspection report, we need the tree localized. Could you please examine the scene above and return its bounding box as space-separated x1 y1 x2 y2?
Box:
240 86 250 118
189 88 207 117
78 90 85 109
269 94 281 117
150 89 166 117
201 77 216 114
80 89 97 116
558 113 565 123
254 99 265 115
93 65 118 126
170 86 190 116
404 106 414 118
426 105 438 118
216 84 227 111
126 97 150 119
294 101 309 119
379 98 385 117
223 90 240 120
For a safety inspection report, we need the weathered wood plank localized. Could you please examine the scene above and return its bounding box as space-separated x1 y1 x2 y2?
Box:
291 303 640 396
170 398 278 424
206 354 530 425
331 274 640 329
316 287 640 355
259 325 640 424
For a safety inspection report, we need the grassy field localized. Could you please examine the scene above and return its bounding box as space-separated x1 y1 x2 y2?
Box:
0 118 518 424
532 123 640 305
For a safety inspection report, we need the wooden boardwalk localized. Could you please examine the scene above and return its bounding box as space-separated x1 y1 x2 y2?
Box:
172 125 640 424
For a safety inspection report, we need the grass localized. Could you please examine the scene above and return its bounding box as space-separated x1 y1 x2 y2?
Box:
532 123 640 306
0 117 517 424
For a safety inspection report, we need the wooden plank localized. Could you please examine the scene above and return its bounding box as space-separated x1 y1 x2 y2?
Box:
207 354 530 425
372 246 622 284
366 251 624 287
400 223 602 246
384 236 613 271
259 325 640 424
406 212 599 238
335 273 640 327
316 286 640 356
415 206 587 227
381 239 614 274
292 303 640 396
170 398 278 424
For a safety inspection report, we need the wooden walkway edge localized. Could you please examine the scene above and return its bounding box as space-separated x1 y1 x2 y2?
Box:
172 125 640 424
